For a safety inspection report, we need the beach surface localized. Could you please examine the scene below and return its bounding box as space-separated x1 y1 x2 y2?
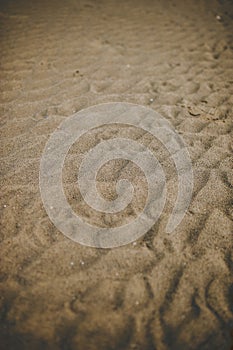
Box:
0 0 233 349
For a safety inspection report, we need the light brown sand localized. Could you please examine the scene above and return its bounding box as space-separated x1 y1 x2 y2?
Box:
0 0 233 349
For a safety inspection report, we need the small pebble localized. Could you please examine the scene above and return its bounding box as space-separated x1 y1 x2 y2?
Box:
216 15 221 21
3 204 7 208
150 98 154 102
80 260 84 265
70 261 74 266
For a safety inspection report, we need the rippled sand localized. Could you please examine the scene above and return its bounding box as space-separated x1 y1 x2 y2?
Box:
0 0 233 349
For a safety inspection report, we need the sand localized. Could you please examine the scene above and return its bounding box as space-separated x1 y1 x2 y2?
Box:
0 0 233 349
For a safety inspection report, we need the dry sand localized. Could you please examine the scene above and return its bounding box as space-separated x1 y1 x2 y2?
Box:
0 0 233 349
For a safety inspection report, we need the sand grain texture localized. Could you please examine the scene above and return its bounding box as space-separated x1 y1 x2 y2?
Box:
0 0 233 349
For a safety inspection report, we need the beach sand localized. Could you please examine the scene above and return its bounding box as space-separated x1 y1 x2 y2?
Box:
0 0 233 349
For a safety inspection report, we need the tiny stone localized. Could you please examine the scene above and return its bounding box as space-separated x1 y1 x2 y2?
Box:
70 261 74 266
3 204 7 208
133 242 137 246
150 98 154 102
216 15 221 21
80 260 84 265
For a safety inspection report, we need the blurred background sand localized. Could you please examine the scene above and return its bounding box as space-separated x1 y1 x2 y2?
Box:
0 0 233 349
